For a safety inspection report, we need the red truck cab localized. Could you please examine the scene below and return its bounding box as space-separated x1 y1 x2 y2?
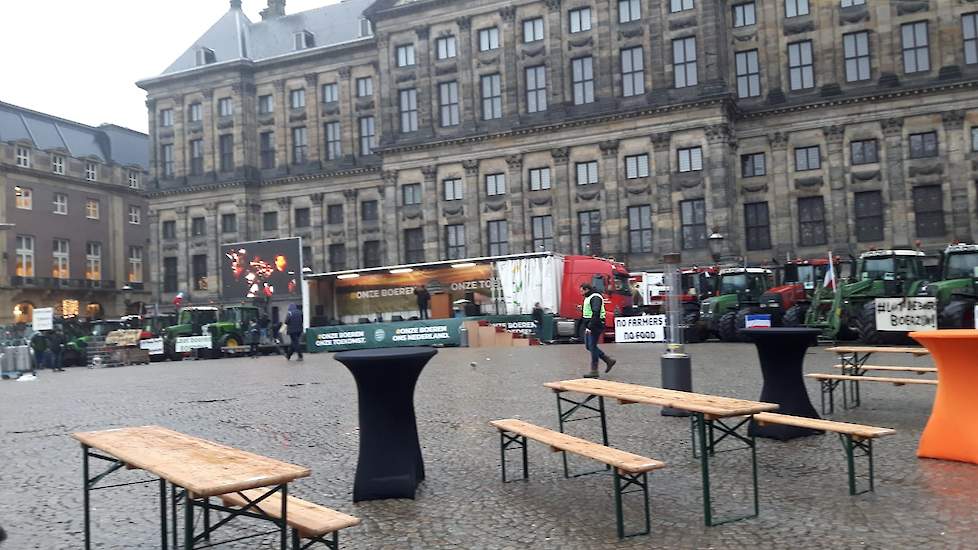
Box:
559 255 633 339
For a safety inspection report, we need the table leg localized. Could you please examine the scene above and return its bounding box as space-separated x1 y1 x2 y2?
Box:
183 489 193 550
691 413 759 527
82 445 91 550
159 479 168 550
280 484 288 550
554 392 610 477
171 485 178 549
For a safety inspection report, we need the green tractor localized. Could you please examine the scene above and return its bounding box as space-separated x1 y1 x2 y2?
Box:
697 268 774 342
163 305 260 359
805 249 930 343
918 244 978 329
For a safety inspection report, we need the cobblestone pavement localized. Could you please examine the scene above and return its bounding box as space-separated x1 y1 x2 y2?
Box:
1 342 976 549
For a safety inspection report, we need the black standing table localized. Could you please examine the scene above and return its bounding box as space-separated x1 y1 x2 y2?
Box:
739 327 823 440
334 347 437 501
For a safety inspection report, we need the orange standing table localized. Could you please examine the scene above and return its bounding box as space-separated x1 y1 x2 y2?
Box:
909 330 978 464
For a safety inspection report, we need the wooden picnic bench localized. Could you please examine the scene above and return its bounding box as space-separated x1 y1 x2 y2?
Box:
753 412 896 495
73 426 312 550
220 490 360 550
489 419 665 539
824 345 933 411
807 373 937 415
544 378 777 527
831 364 937 375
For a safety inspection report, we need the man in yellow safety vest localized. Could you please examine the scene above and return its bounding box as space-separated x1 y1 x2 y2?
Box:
581 283 616 378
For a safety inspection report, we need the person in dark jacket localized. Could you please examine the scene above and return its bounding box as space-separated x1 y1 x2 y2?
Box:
414 287 431 320
580 284 616 378
284 304 304 361
532 302 544 338
29 330 48 375
48 328 66 371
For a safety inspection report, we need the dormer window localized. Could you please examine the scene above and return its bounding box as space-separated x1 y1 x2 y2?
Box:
196 47 216 66
293 31 315 50
359 18 373 38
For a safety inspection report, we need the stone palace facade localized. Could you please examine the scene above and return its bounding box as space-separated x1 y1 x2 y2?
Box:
138 0 978 306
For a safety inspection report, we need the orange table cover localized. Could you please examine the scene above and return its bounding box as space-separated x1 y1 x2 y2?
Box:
910 330 978 464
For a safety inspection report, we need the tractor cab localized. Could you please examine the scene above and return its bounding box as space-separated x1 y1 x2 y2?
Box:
760 258 838 326
697 267 773 341
920 244 978 328
855 249 927 295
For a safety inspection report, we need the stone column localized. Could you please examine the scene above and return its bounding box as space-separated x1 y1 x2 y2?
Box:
462 160 483 254
882 118 910 247
824 125 849 250
205 204 219 296
705 124 736 256
545 0 567 114
599 140 622 255
274 80 288 168
338 66 354 158
505 154 526 253
759 0 786 102
174 206 190 292
376 32 396 143
455 17 476 133
699 0 729 94
936 0 962 77
650 132 675 252
421 165 440 259
201 90 215 175
148 209 160 302
593 3 614 101
344 189 360 268
942 110 971 240
304 73 322 166
310 192 325 272
767 131 793 256
146 99 159 181
551 147 572 253
414 27 435 138
381 170 399 263
499 7 519 119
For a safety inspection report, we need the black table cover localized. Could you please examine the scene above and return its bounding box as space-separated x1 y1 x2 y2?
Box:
334 347 437 501
739 327 823 440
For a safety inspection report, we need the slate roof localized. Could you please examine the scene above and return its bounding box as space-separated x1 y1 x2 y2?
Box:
0 101 149 169
159 0 375 77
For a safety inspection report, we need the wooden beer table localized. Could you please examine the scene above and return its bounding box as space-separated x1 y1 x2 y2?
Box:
825 345 931 409
544 378 777 526
73 426 310 550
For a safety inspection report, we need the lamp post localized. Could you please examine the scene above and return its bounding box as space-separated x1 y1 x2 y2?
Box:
708 231 725 264
660 252 691 417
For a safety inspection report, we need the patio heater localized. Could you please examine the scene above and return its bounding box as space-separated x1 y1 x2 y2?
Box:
660 252 691 417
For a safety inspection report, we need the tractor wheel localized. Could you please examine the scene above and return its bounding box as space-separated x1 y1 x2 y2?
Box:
939 297 976 329
681 309 705 343
717 311 741 342
855 301 905 344
782 304 809 327
734 307 757 338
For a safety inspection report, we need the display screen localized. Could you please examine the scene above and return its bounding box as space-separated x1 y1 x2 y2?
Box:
220 238 302 300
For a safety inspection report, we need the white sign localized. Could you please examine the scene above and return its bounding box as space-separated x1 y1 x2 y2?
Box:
874 298 937 332
32 307 54 331
745 314 772 328
139 337 164 355
175 335 213 352
614 315 666 343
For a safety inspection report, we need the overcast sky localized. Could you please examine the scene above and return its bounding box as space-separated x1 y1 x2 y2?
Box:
0 0 336 134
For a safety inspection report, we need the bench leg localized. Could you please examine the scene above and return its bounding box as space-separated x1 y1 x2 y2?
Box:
296 530 339 550
159 479 168 550
840 435 875 496
612 470 651 539
499 431 528 483
692 413 759 527
819 379 839 416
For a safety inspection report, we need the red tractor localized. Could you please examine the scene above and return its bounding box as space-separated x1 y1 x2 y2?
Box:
678 266 719 343
756 258 836 326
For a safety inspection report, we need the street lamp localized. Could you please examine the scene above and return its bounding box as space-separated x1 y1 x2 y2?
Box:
708 231 725 263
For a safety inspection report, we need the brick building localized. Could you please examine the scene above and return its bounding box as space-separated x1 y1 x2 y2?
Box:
139 0 978 311
0 101 151 323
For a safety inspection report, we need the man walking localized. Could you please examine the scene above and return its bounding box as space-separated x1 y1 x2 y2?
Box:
580 283 615 378
284 304 304 362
